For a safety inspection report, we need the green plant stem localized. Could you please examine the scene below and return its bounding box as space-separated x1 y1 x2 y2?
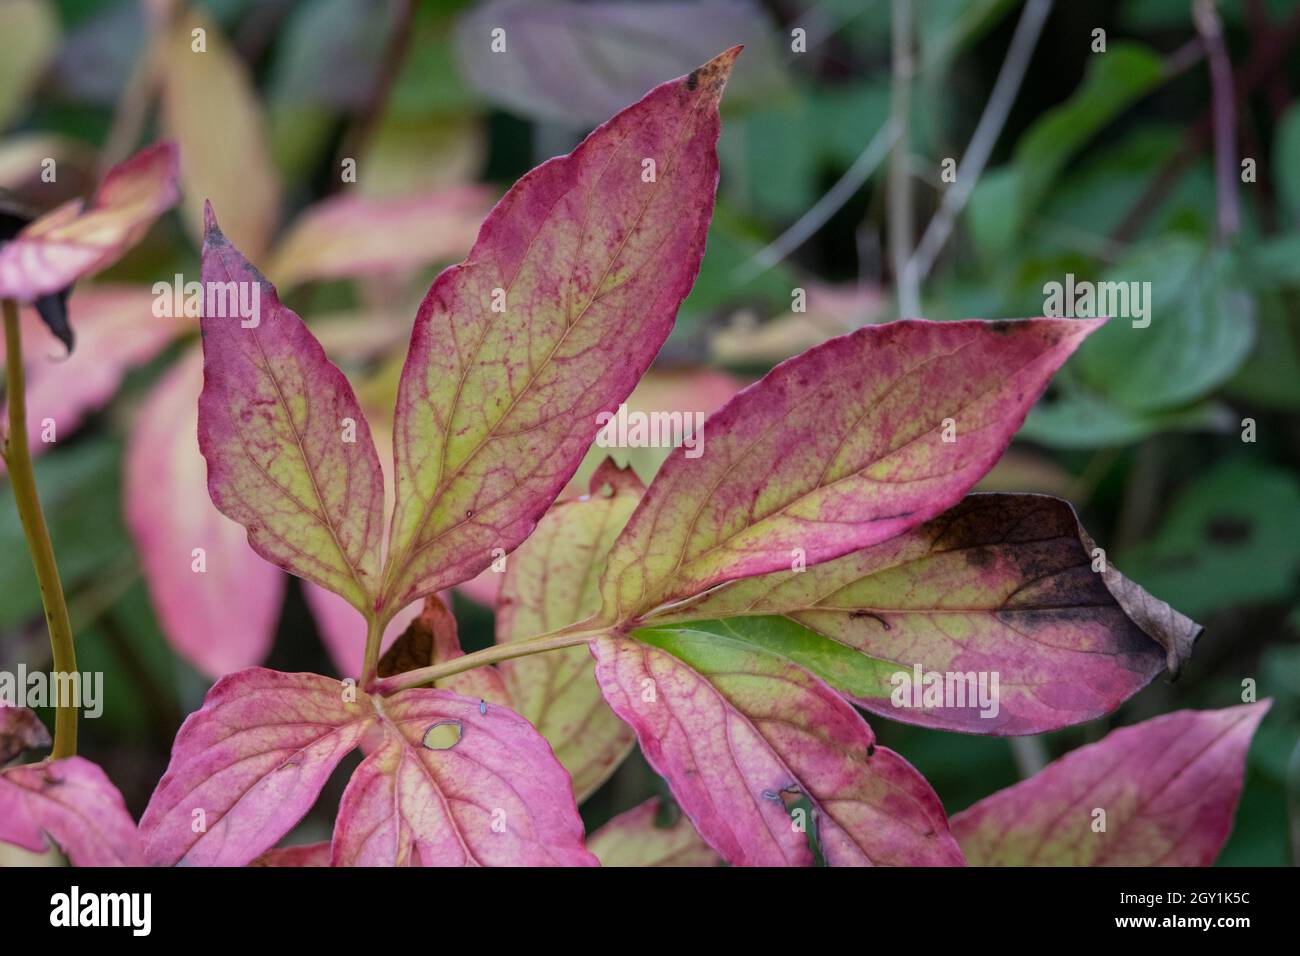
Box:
361 614 383 688
368 625 612 697
3 299 78 759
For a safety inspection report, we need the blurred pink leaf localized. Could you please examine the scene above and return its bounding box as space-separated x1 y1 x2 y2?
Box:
267 186 494 289
0 285 181 469
126 348 285 677
0 142 179 300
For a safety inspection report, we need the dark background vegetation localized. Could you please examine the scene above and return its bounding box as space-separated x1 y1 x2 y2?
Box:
2 0 1297 864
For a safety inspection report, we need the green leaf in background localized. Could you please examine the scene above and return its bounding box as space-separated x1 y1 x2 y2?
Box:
1227 297 1300 410
1040 127 1214 245
1074 238 1257 411
1275 103 1300 225
726 80 889 221
1120 458 1300 619
0 439 127 632
1020 383 1232 449
967 43 1166 259
1247 233 1300 289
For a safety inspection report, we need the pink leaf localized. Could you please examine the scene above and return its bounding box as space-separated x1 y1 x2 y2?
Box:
267 186 495 289
139 669 370 866
0 285 184 469
653 494 1197 734
0 756 144 865
0 142 179 300
379 49 740 617
127 349 286 676
591 631 964 866
198 205 387 614
599 318 1103 622
952 703 1269 865
330 688 595 866
587 797 721 867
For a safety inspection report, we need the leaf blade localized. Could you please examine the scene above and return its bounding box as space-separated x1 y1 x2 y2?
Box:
592 630 964 866
952 703 1269 865
380 49 739 615
600 318 1103 621
197 207 386 616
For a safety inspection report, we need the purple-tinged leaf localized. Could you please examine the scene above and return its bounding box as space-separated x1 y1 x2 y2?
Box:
952 703 1269 865
330 688 595 866
587 797 721 866
454 0 786 126
0 756 144 865
599 318 1103 622
592 631 964 866
379 49 740 617
652 494 1196 734
198 205 386 615
128 349 286 677
497 459 640 800
139 669 370 867
0 141 179 302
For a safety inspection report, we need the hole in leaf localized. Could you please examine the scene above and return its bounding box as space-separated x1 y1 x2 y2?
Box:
422 720 463 750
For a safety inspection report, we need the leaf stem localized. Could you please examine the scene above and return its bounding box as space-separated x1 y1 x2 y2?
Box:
361 614 383 688
368 625 612 697
3 299 78 759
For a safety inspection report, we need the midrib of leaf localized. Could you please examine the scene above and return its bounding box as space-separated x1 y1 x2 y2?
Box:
382 99 705 609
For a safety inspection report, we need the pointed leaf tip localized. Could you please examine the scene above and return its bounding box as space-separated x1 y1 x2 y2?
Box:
688 46 743 97
202 200 218 234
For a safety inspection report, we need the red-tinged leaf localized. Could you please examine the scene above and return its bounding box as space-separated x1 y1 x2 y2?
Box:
652 494 1197 734
0 757 144 865
330 688 595 867
587 797 721 866
198 206 387 614
591 631 964 866
0 286 181 470
139 669 370 867
303 582 419 680
598 318 1104 622
379 49 740 617
497 459 640 801
249 842 331 867
0 142 179 301
0 706 50 763
952 703 1269 866
267 186 495 289
161 13 279 257
127 349 286 676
